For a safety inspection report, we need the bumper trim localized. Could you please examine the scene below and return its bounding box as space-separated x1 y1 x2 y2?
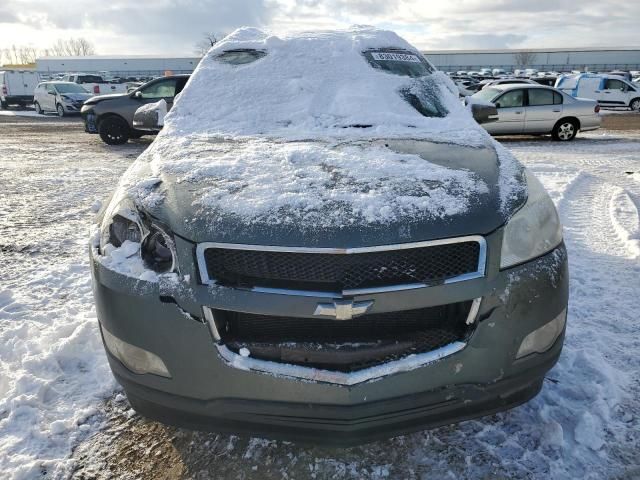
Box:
214 340 467 386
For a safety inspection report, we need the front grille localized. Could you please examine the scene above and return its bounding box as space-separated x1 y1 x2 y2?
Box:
202 240 482 293
212 301 473 372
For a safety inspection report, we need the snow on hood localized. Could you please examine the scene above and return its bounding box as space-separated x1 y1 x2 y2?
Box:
113 27 526 235
132 137 491 229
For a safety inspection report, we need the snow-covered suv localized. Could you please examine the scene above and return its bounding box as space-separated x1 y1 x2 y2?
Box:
91 27 568 445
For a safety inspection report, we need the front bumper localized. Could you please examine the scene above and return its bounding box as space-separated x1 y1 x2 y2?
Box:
91 234 568 445
81 106 98 133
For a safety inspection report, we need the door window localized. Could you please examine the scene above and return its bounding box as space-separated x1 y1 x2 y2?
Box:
527 89 554 106
604 79 626 91
46 84 56 94
495 89 524 108
139 79 178 99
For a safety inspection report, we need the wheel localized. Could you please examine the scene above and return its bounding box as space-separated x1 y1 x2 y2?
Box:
552 119 577 141
630 98 640 112
34 102 43 114
56 104 65 117
99 116 130 145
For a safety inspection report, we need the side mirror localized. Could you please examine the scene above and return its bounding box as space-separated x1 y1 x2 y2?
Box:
494 102 501 109
48 91 56 96
132 99 167 131
133 90 143 99
471 103 499 124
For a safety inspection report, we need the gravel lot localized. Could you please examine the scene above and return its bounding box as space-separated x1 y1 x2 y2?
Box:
1 114 639 479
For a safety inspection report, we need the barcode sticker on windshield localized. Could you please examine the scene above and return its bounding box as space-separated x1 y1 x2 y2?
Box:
371 52 421 63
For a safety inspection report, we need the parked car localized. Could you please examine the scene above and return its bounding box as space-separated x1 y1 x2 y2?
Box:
481 78 539 89
0 70 40 108
61 73 128 95
472 84 600 140
555 73 640 111
492 68 507 76
91 28 568 445
80 74 190 144
33 81 94 116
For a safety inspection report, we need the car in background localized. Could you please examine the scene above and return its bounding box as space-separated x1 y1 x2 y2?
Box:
92 27 568 445
61 73 128 95
33 81 94 116
556 73 640 111
81 74 190 144
0 70 40 109
472 84 600 140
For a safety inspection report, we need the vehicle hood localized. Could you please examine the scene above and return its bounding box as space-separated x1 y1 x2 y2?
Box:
61 92 93 101
84 93 127 105
122 136 526 247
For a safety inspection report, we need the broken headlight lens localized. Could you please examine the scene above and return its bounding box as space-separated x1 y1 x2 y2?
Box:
500 170 563 269
141 223 176 273
100 198 143 251
99 197 177 273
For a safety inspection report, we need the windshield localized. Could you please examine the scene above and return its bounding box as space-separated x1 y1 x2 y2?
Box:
54 83 89 94
363 49 434 78
472 87 500 103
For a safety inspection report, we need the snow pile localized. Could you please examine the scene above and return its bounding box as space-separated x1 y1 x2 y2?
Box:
141 137 489 227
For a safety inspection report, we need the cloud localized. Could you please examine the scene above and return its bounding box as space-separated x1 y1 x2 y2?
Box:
0 0 639 54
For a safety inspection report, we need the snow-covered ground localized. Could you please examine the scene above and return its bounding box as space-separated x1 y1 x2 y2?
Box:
0 122 639 479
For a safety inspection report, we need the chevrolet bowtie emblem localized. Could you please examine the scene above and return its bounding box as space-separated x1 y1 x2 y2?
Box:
313 299 374 320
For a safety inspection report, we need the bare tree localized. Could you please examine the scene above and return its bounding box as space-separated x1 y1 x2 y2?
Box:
194 32 222 56
514 50 537 68
49 37 96 56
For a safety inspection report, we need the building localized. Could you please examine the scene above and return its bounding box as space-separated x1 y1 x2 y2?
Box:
423 47 640 72
36 55 201 78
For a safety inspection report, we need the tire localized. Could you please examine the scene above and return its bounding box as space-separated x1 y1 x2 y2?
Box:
630 98 640 112
56 104 65 117
552 119 578 141
99 116 130 145
34 102 43 115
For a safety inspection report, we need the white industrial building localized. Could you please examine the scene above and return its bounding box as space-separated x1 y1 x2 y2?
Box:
36 55 201 77
35 48 640 78
423 47 640 72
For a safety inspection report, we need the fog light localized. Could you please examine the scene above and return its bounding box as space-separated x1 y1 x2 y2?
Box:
101 326 171 378
516 309 566 359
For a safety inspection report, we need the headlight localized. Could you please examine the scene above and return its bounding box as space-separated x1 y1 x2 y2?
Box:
141 222 176 273
500 171 563 269
100 198 143 250
99 197 177 273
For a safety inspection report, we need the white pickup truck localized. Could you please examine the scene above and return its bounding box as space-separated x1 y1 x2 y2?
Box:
0 70 40 108
61 73 128 95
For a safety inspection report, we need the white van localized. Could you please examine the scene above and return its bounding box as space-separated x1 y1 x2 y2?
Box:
556 73 640 111
0 70 40 108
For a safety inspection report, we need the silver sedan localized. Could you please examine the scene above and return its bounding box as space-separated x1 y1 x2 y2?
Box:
471 84 601 141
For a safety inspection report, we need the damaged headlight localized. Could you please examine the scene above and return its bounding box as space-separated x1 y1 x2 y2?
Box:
500 171 563 269
99 197 177 273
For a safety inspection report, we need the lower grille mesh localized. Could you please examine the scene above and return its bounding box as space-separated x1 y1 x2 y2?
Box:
213 302 473 372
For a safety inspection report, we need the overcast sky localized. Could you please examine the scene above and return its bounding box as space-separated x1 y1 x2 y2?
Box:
1 0 639 56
